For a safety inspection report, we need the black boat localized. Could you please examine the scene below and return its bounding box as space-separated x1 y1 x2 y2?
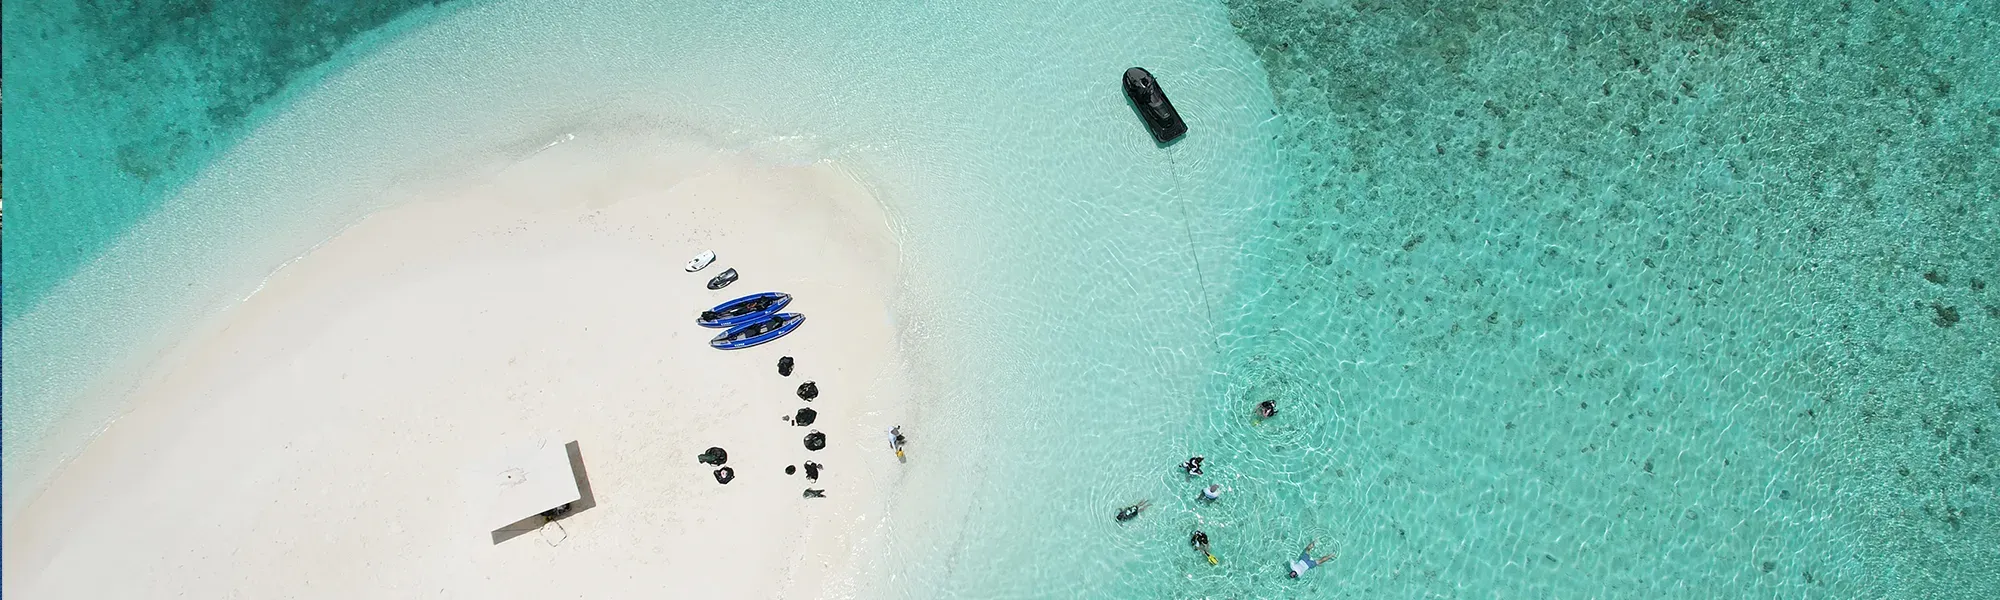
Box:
1123 67 1187 144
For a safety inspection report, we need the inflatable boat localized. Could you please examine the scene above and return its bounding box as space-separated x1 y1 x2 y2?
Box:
709 313 806 350
1123 67 1187 144
697 291 792 328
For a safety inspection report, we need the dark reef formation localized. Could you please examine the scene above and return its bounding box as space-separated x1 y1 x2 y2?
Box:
2 0 456 322
1212 0 1997 596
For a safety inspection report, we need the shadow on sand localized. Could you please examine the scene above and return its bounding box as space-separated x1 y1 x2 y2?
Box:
490 441 597 545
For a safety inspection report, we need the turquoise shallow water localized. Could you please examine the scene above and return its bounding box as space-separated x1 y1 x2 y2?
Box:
0 0 454 324
4 0 1997 598
1185 0 1999 597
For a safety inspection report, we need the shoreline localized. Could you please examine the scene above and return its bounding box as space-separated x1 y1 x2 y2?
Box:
3 1 1286 596
2 139 917 598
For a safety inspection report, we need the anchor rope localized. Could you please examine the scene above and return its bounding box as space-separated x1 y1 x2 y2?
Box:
1166 147 1219 338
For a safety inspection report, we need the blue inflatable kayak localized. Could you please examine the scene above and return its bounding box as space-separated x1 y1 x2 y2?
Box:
697 292 791 328
709 313 805 350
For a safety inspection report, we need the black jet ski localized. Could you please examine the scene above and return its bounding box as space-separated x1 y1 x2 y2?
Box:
1123 67 1187 144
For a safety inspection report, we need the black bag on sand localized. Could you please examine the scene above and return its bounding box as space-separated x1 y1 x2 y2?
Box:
698 447 728 465
778 356 795 376
804 431 826 451
797 381 818 401
794 407 817 426
714 466 735 484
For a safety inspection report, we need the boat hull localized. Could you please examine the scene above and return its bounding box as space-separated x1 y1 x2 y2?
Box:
697 292 791 328
1123 67 1187 144
710 313 806 350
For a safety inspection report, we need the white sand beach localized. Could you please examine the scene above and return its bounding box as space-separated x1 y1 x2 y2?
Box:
1 138 914 598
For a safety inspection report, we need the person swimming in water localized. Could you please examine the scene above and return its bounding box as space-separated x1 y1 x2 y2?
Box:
1191 529 1219 565
1256 400 1277 420
1114 500 1151 522
1200 483 1223 502
1286 540 1336 578
1181 456 1204 476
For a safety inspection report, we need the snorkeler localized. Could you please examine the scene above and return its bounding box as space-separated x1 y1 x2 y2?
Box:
1190 529 1219 565
1286 540 1336 578
1181 456 1204 476
1114 500 1151 522
1256 400 1277 420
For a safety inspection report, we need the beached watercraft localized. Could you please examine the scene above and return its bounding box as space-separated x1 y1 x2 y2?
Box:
706 267 739 290
709 312 805 350
697 291 792 328
1122 67 1187 144
685 249 716 272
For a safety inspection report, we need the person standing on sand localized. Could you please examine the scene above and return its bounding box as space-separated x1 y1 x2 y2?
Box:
1286 540 1336 578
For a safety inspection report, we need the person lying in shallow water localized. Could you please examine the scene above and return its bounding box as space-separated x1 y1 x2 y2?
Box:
1181 456 1204 476
1287 540 1336 578
888 426 907 459
1114 500 1150 522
